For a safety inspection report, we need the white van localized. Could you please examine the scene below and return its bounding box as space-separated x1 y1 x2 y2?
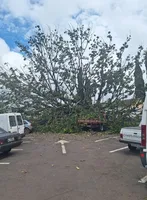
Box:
0 113 25 137
140 93 147 168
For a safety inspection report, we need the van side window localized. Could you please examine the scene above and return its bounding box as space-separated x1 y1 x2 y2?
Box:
9 116 16 127
17 115 23 125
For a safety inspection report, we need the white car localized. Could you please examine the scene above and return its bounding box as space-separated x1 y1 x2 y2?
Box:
24 120 33 134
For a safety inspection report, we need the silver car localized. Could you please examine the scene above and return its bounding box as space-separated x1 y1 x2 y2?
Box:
24 120 33 134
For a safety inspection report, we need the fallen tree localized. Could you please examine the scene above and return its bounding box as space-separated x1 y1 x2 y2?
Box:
0 25 145 133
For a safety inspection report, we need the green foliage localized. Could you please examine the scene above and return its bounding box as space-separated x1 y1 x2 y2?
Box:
107 112 141 133
0 25 146 133
32 108 80 133
134 46 145 101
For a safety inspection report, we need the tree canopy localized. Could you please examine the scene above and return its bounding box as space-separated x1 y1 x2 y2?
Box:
0 25 146 133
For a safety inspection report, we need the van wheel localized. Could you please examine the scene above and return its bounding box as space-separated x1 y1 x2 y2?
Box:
128 144 137 151
24 128 30 134
2 149 11 154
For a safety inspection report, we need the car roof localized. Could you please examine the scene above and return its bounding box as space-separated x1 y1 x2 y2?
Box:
0 113 21 116
24 120 30 123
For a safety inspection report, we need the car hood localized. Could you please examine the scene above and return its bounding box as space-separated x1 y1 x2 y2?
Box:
0 132 19 138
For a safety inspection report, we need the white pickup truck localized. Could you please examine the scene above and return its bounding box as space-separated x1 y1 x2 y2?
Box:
119 94 147 151
119 126 141 150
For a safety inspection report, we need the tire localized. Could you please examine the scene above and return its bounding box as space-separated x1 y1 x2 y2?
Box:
100 124 104 132
128 144 137 151
2 148 11 154
24 128 30 134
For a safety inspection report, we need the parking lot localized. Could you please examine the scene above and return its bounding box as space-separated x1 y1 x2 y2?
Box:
0 134 147 200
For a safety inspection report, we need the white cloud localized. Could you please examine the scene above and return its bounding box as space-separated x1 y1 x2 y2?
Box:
0 0 30 17
0 38 10 56
1 0 147 49
1 0 147 67
0 38 26 71
2 51 25 68
0 38 10 66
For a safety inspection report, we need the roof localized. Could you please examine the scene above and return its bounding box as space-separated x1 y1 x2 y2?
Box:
0 113 21 116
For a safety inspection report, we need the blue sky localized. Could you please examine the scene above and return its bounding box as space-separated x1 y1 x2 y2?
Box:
0 2 36 50
0 0 147 68
0 2 101 50
0 16 32 50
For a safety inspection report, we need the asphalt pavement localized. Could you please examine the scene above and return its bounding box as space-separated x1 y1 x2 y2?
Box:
0 134 147 200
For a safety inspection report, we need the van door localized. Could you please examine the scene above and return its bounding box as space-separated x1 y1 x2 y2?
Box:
140 92 147 168
9 115 18 133
16 114 24 135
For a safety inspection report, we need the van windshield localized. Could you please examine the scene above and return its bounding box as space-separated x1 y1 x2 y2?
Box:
17 115 23 125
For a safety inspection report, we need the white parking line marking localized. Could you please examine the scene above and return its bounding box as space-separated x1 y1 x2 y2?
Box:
95 138 110 142
138 175 147 183
109 146 128 153
23 141 31 144
0 162 10 165
55 140 69 154
12 149 23 151
25 136 34 139
61 144 66 154
95 136 118 143
113 136 119 139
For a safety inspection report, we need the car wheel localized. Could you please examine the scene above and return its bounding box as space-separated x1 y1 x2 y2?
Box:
2 148 11 154
24 128 30 134
100 124 104 132
128 144 137 151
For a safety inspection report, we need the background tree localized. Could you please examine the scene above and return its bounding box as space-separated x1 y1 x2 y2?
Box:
144 50 147 76
134 46 145 101
0 25 143 133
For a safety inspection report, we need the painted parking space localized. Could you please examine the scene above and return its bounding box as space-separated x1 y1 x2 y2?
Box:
12 148 23 151
138 175 147 183
109 146 128 153
0 162 10 165
0 134 146 200
93 135 129 153
95 136 118 143
0 135 34 164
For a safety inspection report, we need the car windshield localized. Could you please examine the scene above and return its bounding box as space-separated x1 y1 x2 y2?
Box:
0 127 7 134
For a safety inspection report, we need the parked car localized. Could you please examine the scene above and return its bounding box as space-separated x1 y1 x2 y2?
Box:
0 113 25 138
119 93 147 152
0 127 22 154
24 120 33 134
119 126 141 151
119 105 144 151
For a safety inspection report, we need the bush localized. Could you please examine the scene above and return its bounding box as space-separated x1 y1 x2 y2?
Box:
32 109 81 133
30 104 141 134
107 114 141 133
